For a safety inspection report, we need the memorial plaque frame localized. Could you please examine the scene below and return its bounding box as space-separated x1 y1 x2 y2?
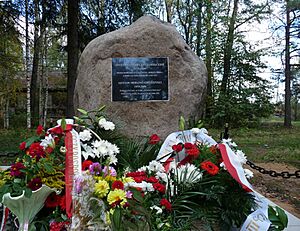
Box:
111 57 169 102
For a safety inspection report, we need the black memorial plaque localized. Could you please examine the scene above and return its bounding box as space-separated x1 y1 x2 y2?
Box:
112 57 169 101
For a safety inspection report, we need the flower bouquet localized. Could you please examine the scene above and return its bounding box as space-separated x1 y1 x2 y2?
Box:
0 124 68 230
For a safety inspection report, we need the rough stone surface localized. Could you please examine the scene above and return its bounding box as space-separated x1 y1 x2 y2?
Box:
74 15 207 138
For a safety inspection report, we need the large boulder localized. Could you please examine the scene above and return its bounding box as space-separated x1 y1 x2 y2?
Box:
74 15 207 138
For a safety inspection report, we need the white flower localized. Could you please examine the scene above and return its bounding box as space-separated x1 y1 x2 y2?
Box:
220 162 227 170
176 163 203 184
156 172 168 183
92 140 119 158
236 150 247 164
150 205 163 214
79 130 92 141
81 143 95 160
244 169 254 179
98 118 115 131
148 160 165 173
40 134 55 148
137 166 148 172
125 181 154 192
222 138 237 147
191 128 201 134
108 154 118 165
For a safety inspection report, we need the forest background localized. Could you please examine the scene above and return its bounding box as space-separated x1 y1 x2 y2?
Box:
0 0 299 130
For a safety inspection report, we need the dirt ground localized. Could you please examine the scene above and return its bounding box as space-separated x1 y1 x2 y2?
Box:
248 163 300 219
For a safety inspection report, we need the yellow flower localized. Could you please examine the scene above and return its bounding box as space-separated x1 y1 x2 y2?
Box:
94 180 110 198
121 176 134 183
107 189 127 205
105 175 116 182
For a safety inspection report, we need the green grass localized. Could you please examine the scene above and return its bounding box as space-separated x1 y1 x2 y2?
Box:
0 128 35 165
0 121 299 169
209 121 300 169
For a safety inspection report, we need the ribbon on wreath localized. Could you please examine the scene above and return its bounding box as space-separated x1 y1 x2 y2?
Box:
48 119 82 218
157 128 272 231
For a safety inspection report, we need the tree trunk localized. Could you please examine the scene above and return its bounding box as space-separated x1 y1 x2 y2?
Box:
220 0 239 95
205 1 213 117
25 0 31 129
66 0 79 118
165 0 173 23
30 0 41 127
284 1 292 127
4 98 9 129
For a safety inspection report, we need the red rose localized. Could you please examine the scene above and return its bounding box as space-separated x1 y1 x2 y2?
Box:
112 180 124 190
200 161 219 175
19 142 26 151
36 125 44 135
185 147 200 157
149 134 160 144
82 160 93 171
10 162 26 177
184 142 194 149
146 176 159 183
28 142 45 160
172 144 183 152
153 182 166 194
160 198 172 211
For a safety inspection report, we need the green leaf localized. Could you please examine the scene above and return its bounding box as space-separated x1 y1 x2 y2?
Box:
24 187 32 198
25 136 40 148
98 105 106 112
61 118 66 130
77 108 88 115
179 116 185 130
276 206 288 228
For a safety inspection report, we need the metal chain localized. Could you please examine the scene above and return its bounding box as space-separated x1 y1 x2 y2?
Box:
246 160 300 179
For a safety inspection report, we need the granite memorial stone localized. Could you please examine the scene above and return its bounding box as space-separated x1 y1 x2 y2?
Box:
74 15 207 138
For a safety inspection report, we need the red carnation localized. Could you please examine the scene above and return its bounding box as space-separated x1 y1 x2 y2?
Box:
126 171 147 177
149 134 160 145
36 125 44 135
27 177 42 191
45 193 61 208
160 198 172 211
153 182 166 194
19 142 26 151
28 142 45 160
146 176 159 183
172 144 183 152
112 180 124 190
133 176 147 183
184 142 194 149
186 147 200 157
82 160 93 171
200 161 219 176
10 162 26 177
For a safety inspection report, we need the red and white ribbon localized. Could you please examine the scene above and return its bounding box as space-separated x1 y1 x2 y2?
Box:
219 143 253 192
